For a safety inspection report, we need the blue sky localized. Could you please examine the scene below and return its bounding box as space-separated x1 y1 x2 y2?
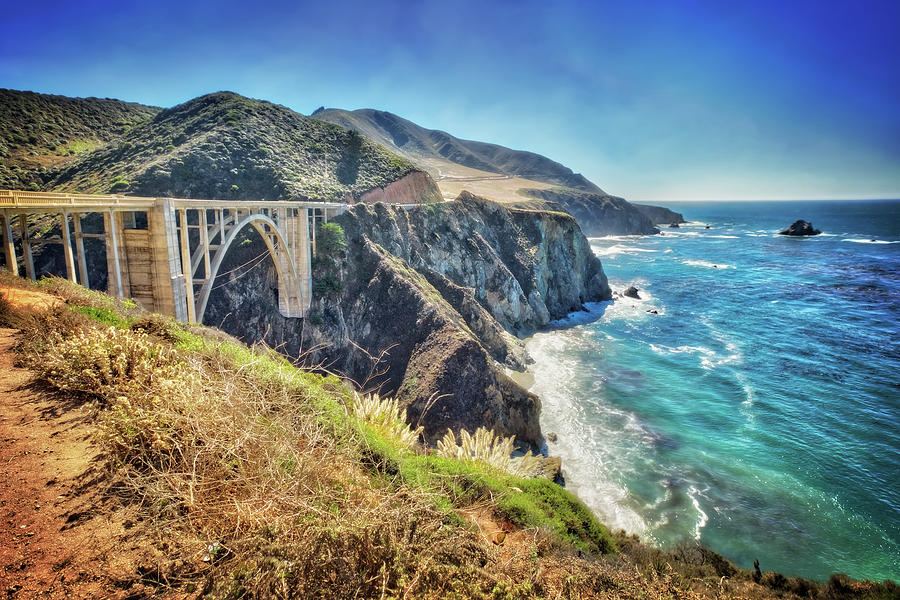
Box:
2 0 898 201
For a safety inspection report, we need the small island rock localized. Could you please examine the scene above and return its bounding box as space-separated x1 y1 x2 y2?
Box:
623 286 641 299
779 220 821 236
668 222 680 228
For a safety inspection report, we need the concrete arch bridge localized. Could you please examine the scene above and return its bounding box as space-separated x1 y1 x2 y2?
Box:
0 189 346 323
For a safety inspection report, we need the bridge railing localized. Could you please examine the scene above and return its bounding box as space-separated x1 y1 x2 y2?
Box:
0 189 348 213
0 189 157 209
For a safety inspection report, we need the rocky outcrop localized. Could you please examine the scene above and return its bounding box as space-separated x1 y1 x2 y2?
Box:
623 286 640 299
634 203 686 225
514 189 660 236
357 171 442 205
336 192 611 336
203 192 611 447
779 220 821 236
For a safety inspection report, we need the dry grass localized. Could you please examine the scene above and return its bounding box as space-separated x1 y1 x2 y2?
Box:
3 276 896 599
353 391 423 449
437 427 547 478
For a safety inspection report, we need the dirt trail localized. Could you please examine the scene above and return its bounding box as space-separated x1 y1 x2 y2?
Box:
0 291 145 598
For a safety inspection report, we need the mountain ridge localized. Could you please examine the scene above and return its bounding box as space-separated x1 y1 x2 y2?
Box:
312 107 603 193
48 92 441 202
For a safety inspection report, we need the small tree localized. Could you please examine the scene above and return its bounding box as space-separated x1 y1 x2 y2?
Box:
316 222 345 258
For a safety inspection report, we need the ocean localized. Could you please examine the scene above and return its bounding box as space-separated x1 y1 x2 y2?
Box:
526 200 899 582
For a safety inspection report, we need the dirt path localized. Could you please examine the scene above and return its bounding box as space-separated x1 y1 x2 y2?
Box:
0 296 151 598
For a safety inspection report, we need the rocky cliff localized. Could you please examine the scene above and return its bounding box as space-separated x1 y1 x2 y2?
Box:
203 192 611 446
634 203 686 225
512 189 660 236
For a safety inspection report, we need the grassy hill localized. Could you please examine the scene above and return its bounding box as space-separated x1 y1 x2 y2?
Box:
3 276 891 599
312 107 602 194
0 89 159 191
48 92 437 202
311 107 669 235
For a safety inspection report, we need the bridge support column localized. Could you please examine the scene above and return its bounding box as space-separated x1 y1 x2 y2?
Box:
72 213 90 287
19 215 35 280
1 211 17 276
148 199 185 321
104 211 125 297
60 212 77 283
177 209 196 323
296 207 312 313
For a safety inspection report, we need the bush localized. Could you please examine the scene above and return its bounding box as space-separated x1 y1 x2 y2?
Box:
109 178 130 192
316 222 346 258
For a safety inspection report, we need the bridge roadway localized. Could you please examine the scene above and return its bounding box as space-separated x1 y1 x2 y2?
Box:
0 189 346 323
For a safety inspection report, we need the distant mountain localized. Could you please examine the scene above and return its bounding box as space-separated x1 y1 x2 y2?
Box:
49 92 440 202
312 108 602 193
513 189 660 236
0 89 160 190
634 203 686 225
312 107 674 236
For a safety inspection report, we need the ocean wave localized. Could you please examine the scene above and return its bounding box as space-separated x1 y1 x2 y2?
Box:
688 486 710 541
594 244 660 257
546 301 609 327
649 342 743 370
843 238 899 244
682 259 734 269
588 235 643 241
706 235 740 239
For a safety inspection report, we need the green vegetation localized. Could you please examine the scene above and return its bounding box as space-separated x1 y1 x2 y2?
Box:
0 88 159 190
44 91 426 202
312 222 346 298
2 276 895 599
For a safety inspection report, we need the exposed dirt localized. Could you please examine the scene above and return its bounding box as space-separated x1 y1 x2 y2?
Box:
0 288 62 312
0 291 155 599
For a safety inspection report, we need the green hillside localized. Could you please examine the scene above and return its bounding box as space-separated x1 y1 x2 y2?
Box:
0 89 159 190
49 92 432 202
312 107 602 192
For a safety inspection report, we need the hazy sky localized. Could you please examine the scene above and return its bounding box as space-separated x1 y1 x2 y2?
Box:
2 0 898 201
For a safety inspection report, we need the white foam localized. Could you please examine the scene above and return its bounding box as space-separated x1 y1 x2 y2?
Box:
682 259 734 269
527 327 653 537
843 238 898 244
547 301 609 327
688 486 709 541
706 235 739 239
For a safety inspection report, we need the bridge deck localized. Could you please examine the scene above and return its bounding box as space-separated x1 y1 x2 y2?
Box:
0 189 346 323
0 189 345 212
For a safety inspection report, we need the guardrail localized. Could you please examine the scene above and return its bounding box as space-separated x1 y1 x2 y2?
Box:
0 189 348 212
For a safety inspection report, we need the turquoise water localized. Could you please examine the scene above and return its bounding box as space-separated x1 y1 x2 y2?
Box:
527 200 899 582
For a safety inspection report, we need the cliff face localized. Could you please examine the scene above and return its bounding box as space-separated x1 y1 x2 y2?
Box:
203 193 611 446
337 193 610 335
634 203 686 225
357 171 442 205
514 189 660 236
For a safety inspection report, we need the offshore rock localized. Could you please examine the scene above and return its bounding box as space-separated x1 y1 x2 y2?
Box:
623 286 641 299
779 220 821 236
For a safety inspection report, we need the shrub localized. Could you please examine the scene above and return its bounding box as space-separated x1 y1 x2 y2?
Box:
436 427 545 478
316 222 346 258
353 392 422 449
109 178 130 192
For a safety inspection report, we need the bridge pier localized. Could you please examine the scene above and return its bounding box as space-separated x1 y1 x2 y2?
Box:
1 212 18 277
60 212 77 283
72 213 90 287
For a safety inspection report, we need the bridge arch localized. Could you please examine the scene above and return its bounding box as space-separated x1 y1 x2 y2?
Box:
194 213 302 324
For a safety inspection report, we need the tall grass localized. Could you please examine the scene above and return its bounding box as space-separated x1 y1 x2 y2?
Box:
5 276 894 600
